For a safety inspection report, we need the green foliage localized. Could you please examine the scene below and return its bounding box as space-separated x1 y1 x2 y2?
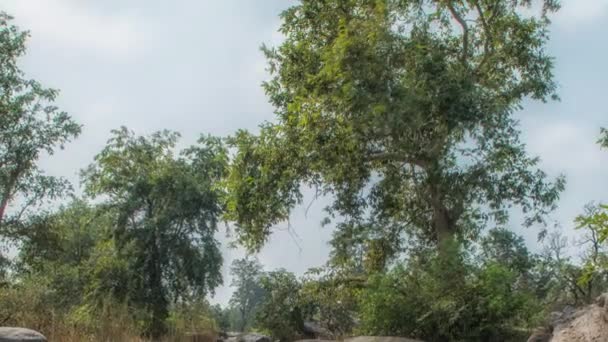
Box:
300 267 361 338
256 269 304 341
576 204 608 244
599 128 608 148
0 12 81 229
210 304 233 332
167 298 217 335
480 228 534 274
226 0 564 259
572 204 608 302
229 257 266 332
82 127 227 338
0 6 606 342
358 239 540 342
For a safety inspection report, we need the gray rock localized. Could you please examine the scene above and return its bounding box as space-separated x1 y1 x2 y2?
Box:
232 333 270 342
0 327 46 342
345 336 424 342
526 327 552 342
303 321 330 339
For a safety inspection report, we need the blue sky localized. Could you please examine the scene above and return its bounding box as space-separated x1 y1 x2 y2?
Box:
3 0 607 305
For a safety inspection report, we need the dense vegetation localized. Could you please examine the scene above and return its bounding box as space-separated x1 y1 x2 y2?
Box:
0 1 607 341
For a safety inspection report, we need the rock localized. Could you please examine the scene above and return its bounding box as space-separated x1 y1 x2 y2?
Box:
302 321 330 339
0 327 47 342
529 293 608 342
595 293 608 308
526 327 552 342
230 333 270 342
184 331 216 342
345 336 424 342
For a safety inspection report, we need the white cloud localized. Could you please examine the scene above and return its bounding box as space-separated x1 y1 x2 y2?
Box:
3 0 144 59
554 0 608 28
525 120 605 176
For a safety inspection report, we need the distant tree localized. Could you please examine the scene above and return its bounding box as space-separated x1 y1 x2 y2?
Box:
229 257 265 332
82 127 227 338
256 270 304 341
300 267 359 338
480 228 534 274
210 304 232 332
0 12 81 229
538 230 594 306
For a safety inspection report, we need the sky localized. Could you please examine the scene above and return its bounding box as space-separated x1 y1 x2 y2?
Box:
2 0 607 306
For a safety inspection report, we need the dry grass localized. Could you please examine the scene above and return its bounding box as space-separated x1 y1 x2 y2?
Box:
0 281 220 341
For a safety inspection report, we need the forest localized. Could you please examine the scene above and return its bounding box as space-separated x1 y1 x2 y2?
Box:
0 0 607 341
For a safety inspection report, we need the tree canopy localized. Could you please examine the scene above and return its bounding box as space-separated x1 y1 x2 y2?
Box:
82 127 227 337
225 0 564 257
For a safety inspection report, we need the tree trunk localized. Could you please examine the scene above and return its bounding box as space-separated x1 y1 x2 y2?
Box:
147 223 168 339
433 204 453 247
430 183 455 251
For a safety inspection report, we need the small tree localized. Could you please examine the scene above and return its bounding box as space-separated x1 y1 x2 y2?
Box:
229 257 265 332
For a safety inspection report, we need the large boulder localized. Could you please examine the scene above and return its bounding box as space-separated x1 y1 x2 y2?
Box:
528 293 608 342
0 327 46 342
345 336 424 342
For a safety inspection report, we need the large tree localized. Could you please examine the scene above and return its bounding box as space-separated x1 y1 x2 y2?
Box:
226 0 564 257
0 12 81 228
83 127 226 338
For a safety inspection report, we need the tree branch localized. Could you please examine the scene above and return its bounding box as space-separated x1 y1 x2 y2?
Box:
473 0 493 75
367 151 428 169
446 2 469 64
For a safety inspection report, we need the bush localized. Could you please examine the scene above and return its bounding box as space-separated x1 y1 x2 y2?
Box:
357 242 541 342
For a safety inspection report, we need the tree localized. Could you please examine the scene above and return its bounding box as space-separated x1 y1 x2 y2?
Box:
225 0 564 258
229 257 265 332
17 199 106 272
300 267 360 338
569 131 608 300
480 228 533 274
15 200 109 309
82 127 227 338
256 270 305 341
0 12 81 228
210 304 232 332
